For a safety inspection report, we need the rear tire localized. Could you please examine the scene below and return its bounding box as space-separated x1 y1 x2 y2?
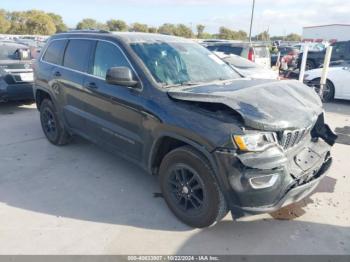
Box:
159 146 228 228
40 99 71 145
305 59 316 70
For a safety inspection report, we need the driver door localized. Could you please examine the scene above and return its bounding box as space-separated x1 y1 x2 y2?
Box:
83 40 145 161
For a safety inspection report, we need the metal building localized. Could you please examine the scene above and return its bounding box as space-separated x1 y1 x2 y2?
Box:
303 24 350 42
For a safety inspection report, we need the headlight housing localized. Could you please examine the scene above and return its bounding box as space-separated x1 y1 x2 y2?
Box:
233 132 277 152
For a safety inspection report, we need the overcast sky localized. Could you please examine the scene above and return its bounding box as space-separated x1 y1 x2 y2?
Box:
2 0 349 35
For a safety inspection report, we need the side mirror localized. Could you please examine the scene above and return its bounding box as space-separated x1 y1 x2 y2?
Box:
106 67 138 87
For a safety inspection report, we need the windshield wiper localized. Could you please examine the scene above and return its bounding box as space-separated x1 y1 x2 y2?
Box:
163 81 203 88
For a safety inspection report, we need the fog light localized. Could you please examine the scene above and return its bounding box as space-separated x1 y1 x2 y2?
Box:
249 174 279 189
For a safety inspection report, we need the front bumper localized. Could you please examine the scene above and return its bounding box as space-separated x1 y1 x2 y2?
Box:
213 134 333 218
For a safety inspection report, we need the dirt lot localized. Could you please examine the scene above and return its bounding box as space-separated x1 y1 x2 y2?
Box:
0 100 349 255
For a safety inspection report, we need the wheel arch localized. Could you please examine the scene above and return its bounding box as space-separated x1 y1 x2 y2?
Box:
35 88 54 110
148 133 218 177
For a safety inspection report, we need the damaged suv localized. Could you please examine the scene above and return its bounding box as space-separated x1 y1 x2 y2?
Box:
34 31 337 228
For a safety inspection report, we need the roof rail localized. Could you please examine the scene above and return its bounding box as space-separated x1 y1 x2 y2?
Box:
60 29 111 34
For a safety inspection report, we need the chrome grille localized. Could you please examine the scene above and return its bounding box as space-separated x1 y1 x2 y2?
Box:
279 127 310 150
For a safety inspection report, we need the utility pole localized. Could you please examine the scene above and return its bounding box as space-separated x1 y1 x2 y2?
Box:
249 0 256 43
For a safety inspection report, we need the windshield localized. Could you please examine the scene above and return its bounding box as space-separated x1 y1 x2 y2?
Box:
130 41 240 86
0 44 31 60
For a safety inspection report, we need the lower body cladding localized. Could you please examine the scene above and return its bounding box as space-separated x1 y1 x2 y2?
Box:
213 134 334 219
0 81 34 102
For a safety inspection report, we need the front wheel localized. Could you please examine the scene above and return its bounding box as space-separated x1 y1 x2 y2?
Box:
159 146 228 228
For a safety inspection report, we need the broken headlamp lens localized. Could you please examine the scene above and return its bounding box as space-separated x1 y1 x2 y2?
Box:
233 132 277 152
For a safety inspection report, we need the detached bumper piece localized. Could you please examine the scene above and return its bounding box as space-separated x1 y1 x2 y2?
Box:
311 113 338 146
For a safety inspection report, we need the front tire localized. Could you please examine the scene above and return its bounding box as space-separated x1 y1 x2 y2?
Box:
40 99 71 145
159 146 228 228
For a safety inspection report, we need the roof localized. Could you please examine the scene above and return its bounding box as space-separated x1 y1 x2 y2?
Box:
111 32 193 43
303 24 350 29
56 31 192 44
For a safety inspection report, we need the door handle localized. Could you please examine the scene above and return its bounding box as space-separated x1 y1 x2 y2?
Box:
53 71 61 77
85 82 98 89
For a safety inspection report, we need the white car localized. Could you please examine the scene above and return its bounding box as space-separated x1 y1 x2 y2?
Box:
215 52 279 80
304 66 350 102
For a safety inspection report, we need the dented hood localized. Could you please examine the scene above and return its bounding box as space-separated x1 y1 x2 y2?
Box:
167 79 323 131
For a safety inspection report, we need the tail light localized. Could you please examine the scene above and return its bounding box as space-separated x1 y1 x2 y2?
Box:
248 48 255 62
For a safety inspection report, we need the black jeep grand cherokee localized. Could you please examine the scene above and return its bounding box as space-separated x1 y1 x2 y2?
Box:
34 31 337 228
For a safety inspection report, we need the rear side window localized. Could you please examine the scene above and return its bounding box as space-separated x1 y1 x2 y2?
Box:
217 45 242 55
92 41 131 78
42 40 67 65
63 40 93 72
207 46 218 52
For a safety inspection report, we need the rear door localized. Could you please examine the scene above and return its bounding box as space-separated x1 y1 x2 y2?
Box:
83 40 145 160
59 39 95 135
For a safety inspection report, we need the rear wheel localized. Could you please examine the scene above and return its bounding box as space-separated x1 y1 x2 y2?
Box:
305 59 316 70
310 78 335 102
159 146 228 228
40 99 71 145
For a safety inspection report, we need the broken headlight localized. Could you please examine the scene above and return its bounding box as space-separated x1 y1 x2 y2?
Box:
233 132 277 152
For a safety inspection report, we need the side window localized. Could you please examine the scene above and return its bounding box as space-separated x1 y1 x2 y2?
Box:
217 45 242 55
63 40 93 72
92 41 130 78
332 42 347 54
42 40 67 65
207 46 218 52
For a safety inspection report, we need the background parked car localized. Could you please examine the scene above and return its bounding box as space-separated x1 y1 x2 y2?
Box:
215 52 279 80
304 66 350 102
202 41 271 68
293 42 326 52
0 41 34 102
297 40 350 70
271 46 300 68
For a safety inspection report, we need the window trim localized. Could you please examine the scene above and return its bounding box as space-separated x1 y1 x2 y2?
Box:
62 39 94 73
91 40 133 79
42 39 68 66
40 37 143 90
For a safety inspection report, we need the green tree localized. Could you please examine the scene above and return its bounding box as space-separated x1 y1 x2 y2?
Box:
255 30 270 41
196 24 205 38
218 27 236 40
285 33 301 41
236 30 247 41
174 24 193 38
0 9 10 33
47 13 67 33
201 32 213 39
25 10 56 35
76 18 107 30
130 22 148 32
7 11 28 34
158 23 177 35
148 27 158 33
106 19 128 31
